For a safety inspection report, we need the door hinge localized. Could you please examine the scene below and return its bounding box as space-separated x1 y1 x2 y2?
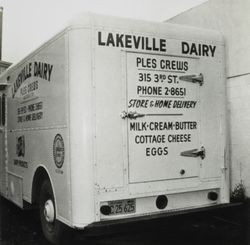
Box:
179 73 204 86
121 111 145 119
180 146 205 160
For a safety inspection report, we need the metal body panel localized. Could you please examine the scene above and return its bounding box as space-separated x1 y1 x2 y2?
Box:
126 52 201 183
2 32 72 224
68 28 96 226
7 172 23 207
99 189 219 221
95 40 125 190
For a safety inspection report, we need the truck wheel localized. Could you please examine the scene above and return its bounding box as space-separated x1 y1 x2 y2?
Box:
39 179 64 244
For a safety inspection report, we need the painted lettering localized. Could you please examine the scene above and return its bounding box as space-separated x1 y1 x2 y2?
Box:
98 31 167 52
182 41 216 57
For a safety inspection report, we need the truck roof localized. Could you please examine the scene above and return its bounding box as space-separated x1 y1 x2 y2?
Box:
0 12 224 84
69 12 224 42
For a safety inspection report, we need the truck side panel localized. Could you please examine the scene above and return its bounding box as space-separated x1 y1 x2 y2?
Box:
6 33 72 224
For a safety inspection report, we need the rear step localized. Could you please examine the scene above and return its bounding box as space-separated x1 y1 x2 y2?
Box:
82 203 243 236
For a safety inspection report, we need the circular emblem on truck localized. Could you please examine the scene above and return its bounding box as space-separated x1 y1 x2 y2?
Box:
53 134 65 168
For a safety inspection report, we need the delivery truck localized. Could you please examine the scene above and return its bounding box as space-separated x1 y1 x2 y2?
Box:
0 13 229 244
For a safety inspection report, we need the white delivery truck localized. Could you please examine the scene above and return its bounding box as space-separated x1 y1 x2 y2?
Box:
0 13 229 244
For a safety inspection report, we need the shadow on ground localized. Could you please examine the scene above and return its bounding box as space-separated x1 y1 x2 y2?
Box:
0 197 250 245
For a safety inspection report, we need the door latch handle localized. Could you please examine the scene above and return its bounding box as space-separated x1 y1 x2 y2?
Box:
120 111 145 119
179 73 204 86
180 146 205 159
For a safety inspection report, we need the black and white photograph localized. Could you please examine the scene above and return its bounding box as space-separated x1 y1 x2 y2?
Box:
0 0 249 244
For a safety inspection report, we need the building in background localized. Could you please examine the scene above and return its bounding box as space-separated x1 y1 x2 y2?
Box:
0 7 11 74
166 0 250 196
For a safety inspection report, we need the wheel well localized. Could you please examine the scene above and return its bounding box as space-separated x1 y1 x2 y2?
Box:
32 167 51 205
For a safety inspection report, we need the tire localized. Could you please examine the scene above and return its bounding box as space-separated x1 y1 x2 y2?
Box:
39 179 65 244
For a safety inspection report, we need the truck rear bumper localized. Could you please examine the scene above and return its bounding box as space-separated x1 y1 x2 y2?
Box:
83 202 242 235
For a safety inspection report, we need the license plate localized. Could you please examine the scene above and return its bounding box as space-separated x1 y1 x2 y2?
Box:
108 199 136 215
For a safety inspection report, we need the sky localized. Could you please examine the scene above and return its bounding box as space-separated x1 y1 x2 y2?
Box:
0 0 207 63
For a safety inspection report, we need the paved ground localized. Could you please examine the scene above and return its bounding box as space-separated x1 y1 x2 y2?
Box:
0 197 249 245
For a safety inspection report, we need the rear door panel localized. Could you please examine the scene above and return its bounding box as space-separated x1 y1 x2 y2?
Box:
126 52 202 183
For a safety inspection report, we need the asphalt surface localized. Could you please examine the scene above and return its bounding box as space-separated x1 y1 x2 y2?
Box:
0 197 249 245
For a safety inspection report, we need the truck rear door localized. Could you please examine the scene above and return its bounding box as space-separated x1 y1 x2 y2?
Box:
125 52 202 184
